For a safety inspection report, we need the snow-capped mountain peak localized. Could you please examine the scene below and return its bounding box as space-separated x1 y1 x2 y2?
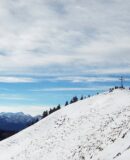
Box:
0 112 35 131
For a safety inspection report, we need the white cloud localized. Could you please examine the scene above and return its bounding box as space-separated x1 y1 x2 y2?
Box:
51 76 119 83
0 76 35 83
0 0 129 76
41 76 130 83
0 105 52 116
32 86 109 92
0 93 29 100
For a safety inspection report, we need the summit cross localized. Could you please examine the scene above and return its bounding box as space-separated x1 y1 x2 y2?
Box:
119 76 124 88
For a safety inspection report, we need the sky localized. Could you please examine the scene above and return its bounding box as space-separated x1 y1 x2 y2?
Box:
0 0 130 115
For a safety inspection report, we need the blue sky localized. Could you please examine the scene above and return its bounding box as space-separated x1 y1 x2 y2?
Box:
0 0 130 115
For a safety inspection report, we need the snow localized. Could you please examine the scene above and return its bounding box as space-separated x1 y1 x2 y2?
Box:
0 89 130 160
94 130 130 160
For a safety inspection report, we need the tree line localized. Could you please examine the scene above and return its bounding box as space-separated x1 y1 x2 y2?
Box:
42 104 61 119
42 95 88 119
42 84 130 119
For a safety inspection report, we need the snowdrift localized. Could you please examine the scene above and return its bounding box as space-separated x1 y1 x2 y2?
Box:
0 89 130 160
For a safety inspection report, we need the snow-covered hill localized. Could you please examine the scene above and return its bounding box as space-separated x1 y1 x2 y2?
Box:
0 89 130 160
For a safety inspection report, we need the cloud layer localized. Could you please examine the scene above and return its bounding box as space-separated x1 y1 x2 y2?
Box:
0 105 51 116
0 0 129 78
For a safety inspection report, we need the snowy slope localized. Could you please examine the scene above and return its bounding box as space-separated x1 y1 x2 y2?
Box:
0 89 130 160
94 130 130 160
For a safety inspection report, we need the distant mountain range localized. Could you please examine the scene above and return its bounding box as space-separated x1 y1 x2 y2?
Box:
0 112 39 140
0 112 36 132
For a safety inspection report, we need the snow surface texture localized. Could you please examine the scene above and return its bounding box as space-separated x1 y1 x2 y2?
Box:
0 89 130 160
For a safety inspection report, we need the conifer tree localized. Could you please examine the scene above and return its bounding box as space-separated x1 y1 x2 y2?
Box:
80 95 84 100
65 101 69 106
56 104 61 110
42 111 48 118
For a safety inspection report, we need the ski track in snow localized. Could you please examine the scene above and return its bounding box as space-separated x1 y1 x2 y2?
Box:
0 89 130 160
